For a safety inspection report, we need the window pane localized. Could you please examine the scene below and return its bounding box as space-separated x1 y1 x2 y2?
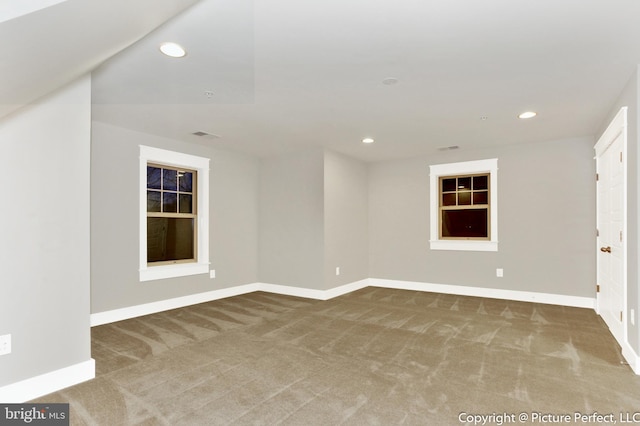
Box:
442 178 456 192
458 191 471 205
147 191 161 212
442 193 456 206
473 175 488 190
147 217 194 262
163 192 177 213
458 177 471 190
441 209 488 238
147 166 162 190
163 169 177 191
473 191 488 205
179 171 193 192
179 194 193 213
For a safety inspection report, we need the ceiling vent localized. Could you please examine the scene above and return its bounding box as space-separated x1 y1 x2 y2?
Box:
191 131 221 139
437 145 460 151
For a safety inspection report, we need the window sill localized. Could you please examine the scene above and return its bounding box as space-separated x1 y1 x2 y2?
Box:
139 262 209 282
429 240 498 252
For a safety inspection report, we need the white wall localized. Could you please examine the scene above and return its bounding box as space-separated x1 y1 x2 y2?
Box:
369 137 596 299
90 122 260 314
258 148 370 291
0 76 93 392
258 148 325 289
324 150 369 288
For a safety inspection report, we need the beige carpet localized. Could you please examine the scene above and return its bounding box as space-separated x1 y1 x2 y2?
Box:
34 287 640 425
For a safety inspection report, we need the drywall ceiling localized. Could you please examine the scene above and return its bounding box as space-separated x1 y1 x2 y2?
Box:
0 0 68 23
0 0 199 119
15 0 640 162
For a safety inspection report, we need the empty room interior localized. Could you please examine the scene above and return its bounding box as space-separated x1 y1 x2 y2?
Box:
4 0 640 423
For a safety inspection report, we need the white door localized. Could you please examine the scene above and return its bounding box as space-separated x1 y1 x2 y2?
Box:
595 107 627 346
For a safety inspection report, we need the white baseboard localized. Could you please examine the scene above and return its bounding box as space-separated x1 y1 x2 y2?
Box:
0 358 95 403
622 341 640 374
92 278 597 327
90 284 260 326
324 279 370 299
258 279 370 301
256 283 326 300
91 280 371 326
369 278 596 309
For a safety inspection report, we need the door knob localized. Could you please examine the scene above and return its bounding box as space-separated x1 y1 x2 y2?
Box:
600 246 612 253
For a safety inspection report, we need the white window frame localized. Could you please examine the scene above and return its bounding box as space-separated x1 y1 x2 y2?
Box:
429 158 498 252
139 145 210 281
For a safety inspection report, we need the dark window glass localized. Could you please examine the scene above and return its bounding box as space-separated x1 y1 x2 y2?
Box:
442 193 456 206
163 169 177 191
473 175 488 190
458 177 471 190
147 191 161 212
439 173 490 240
179 194 193 213
147 166 162 190
441 209 488 238
147 218 194 262
458 192 471 205
163 192 177 213
442 178 457 192
179 171 193 192
147 163 197 265
473 191 488 205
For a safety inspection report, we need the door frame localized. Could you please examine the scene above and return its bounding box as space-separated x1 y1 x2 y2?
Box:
594 106 628 357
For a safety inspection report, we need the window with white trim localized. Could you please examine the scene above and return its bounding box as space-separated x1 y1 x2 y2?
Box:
146 164 197 264
429 159 498 251
139 146 210 281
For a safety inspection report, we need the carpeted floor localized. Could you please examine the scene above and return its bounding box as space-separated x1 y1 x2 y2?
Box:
35 287 640 425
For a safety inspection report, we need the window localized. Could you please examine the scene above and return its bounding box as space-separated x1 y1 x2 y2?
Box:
440 174 489 239
146 164 196 263
429 159 498 251
140 146 210 281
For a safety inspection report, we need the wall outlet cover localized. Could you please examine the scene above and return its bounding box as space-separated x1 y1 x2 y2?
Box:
0 334 11 356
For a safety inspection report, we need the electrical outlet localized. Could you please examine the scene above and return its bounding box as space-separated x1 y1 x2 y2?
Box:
210 269 216 279
0 334 11 356
336 267 340 276
496 268 504 278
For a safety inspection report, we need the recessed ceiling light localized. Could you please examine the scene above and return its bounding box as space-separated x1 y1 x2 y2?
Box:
159 42 186 58
382 77 399 86
518 111 537 119
362 138 375 144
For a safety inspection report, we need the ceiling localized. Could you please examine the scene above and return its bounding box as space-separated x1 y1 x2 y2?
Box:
9 1 640 162
0 0 199 118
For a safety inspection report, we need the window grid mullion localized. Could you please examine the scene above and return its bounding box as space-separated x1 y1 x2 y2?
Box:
146 163 197 264
438 173 490 240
